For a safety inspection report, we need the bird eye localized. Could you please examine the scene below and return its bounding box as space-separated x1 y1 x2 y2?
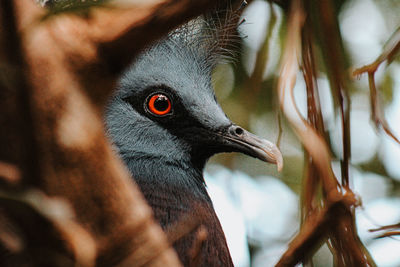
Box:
147 93 172 116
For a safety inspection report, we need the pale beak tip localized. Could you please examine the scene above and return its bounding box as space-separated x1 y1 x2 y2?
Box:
263 143 283 171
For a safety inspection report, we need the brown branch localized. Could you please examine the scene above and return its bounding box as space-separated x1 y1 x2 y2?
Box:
277 0 339 201
375 231 400 239
369 222 400 239
0 0 41 188
189 225 208 267
276 110 283 148
0 190 97 266
370 223 400 232
277 0 376 266
368 72 400 145
303 1 376 266
276 198 353 267
300 23 325 252
353 27 400 77
311 0 351 187
0 0 231 266
165 213 201 245
352 27 400 146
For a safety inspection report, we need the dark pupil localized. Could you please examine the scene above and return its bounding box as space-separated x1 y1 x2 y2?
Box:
154 96 169 111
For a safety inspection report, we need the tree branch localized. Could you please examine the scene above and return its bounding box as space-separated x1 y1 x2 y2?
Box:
1 0 229 265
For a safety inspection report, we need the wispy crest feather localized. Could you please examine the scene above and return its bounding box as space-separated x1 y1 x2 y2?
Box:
167 0 246 70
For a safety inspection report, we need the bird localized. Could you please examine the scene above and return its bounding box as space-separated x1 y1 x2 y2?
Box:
105 11 283 267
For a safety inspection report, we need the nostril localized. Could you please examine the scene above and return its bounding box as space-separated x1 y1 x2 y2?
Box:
234 127 244 136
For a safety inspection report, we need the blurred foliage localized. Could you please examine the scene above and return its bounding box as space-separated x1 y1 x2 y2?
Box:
211 0 400 193
211 1 400 264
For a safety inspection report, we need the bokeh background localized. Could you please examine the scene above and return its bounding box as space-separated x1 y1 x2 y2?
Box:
205 0 400 266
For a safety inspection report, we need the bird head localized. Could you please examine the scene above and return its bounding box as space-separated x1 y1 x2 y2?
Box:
105 28 283 177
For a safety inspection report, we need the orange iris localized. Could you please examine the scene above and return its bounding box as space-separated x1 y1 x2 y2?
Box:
148 94 172 116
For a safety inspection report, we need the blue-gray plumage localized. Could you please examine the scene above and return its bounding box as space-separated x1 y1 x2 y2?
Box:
105 19 282 267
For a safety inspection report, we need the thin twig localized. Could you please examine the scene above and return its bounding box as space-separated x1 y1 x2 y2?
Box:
165 213 201 244
369 222 400 232
367 72 400 145
276 110 283 148
353 27 400 146
375 231 400 239
276 197 355 267
189 225 208 267
307 0 375 265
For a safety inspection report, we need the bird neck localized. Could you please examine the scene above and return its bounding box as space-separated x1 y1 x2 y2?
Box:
124 153 208 198
124 155 233 267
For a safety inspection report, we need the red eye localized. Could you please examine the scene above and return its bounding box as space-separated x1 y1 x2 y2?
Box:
147 94 172 116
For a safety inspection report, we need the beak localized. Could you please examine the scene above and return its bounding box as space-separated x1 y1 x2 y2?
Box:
218 125 283 172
